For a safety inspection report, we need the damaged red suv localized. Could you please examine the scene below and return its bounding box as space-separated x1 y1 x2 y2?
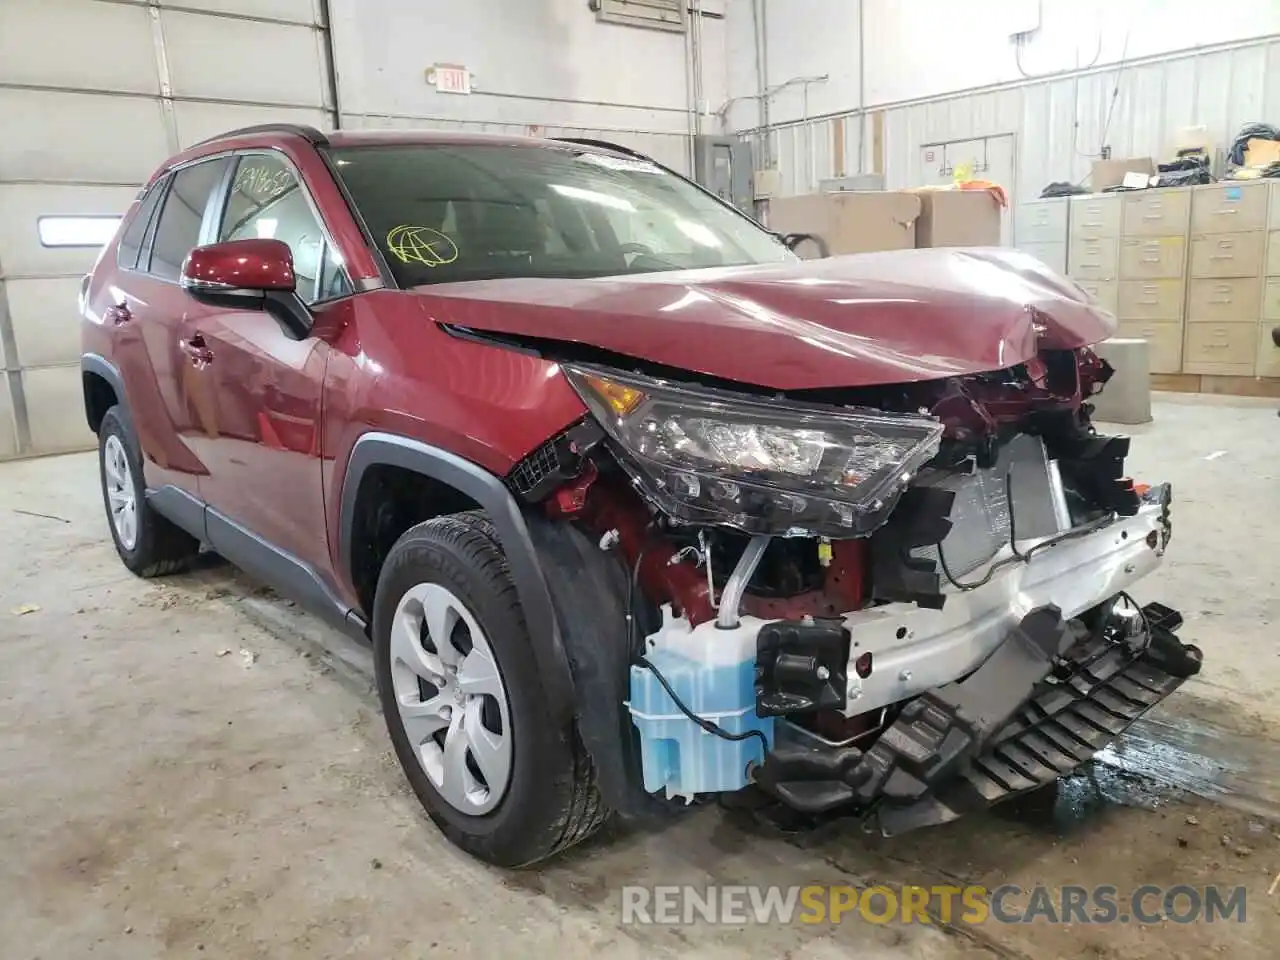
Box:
81 125 1201 867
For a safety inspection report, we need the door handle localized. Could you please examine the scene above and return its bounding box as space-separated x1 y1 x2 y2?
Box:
105 302 132 325
180 335 214 367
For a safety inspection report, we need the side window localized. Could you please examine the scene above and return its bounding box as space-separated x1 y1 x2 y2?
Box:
149 158 230 281
219 154 350 303
117 178 167 269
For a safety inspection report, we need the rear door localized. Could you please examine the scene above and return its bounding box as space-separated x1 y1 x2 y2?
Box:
107 156 230 500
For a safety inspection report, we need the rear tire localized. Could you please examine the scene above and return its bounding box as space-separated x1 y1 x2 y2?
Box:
97 406 200 577
372 512 606 867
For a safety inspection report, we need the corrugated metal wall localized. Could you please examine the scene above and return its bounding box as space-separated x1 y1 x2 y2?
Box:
760 37 1280 214
0 0 332 459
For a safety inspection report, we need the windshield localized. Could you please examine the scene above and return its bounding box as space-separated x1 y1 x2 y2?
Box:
327 143 794 287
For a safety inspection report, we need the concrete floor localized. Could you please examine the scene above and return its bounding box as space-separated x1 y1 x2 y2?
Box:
1 396 1278 959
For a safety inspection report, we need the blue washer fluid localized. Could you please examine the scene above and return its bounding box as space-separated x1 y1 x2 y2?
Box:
627 625 774 800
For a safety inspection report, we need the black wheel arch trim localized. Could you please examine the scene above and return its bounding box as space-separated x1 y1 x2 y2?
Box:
81 353 126 429
338 433 576 721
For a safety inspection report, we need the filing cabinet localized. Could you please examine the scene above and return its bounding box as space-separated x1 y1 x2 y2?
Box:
1075 278 1119 316
1191 181 1268 234
1021 183 1280 383
1122 189 1191 237
1119 236 1186 280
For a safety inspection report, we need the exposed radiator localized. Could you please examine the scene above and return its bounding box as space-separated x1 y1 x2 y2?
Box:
912 435 1071 579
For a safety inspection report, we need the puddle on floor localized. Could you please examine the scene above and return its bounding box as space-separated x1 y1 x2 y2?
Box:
1002 698 1280 834
1095 704 1280 822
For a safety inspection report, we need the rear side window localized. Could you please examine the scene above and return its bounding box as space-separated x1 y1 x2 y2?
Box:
117 180 166 269
148 158 230 281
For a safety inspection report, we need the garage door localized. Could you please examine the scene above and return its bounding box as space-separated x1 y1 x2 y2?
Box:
0 0 334 459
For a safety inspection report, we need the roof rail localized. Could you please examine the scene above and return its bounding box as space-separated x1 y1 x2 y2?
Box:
193 123 329 148
552 137 653 161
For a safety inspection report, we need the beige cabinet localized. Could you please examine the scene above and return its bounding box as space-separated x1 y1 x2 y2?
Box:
1020 240 1067 275
1189 231 1266 279
1183 322 1260 376
1117 280 1183 320
1123 189 1191 237
1185 278 1263 323
1073 183 1280 381
1263 278 1280 320
1119 236 1185 280
1191 182 1269 234
1016 199 1069 244
1069 194 1122 238
1069 236 1119 280
1256 325 1280 378
1116 319 1183 373
1075 278 1118 315
1266 230 1280 276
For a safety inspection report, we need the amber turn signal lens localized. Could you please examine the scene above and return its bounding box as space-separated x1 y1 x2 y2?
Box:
584 374 647 417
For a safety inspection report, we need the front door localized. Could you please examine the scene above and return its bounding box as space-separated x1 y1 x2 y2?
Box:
183 151 352 577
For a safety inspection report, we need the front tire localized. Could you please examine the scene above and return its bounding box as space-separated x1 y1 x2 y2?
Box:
97 406 200 577
372 512 606 867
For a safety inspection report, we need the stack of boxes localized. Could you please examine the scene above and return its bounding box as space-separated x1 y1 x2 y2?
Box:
1016 181 1280 385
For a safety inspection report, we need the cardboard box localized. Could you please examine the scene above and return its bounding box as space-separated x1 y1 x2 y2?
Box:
767 191 921 255
1091 157 1155 191
913 190 1002 247
1243 138 1280 169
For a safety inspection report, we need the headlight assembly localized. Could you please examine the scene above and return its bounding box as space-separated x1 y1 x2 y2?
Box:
564 365 944 537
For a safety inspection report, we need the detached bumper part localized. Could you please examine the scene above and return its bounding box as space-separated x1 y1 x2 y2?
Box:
751 600 1202 829
878 604 1201 834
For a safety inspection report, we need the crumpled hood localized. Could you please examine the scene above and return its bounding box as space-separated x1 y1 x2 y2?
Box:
413 247 1117 391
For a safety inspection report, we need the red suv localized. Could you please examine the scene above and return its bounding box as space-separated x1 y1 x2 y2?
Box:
82 124 1201 867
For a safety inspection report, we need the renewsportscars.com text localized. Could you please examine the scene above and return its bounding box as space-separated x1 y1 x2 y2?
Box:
621 884 1248 926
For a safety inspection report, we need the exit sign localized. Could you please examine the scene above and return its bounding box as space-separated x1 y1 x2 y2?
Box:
427 64 471 95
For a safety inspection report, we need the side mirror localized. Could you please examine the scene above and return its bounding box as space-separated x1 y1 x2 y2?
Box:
181 239 312 338
776 232 831 259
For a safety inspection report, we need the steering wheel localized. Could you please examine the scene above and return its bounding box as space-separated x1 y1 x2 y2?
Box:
617 242 656 260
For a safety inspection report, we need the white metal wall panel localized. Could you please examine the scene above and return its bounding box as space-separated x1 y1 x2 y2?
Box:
1266 44 1280 119
0 0 160 95
0 89 170 185
769 38 1280 231
0 0 338 458
155 0 321 25
0 185 137 280
22 366 93 454
7 278 85 369
0 290 7 370
342 113 694 176
162 10 330 108
173 102 331 150
1224 46 1269 135
329 0 695 133
877 39 1280 218
0 379 16 458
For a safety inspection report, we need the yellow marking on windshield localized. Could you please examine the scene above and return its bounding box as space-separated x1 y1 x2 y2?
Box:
386 225 459 267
